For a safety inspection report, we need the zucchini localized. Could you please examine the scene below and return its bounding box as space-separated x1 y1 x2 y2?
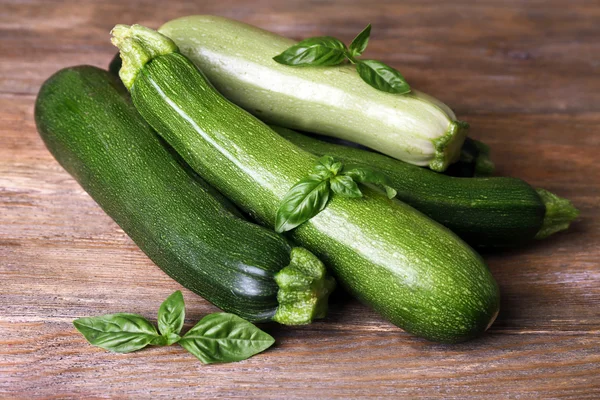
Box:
112 25 500 343
158 15 467 171
34 66 335 325
273 126 579 247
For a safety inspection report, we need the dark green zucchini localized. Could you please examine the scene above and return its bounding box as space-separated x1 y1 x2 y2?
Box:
273 127 579 247
112 25 501 343
34 66 334 325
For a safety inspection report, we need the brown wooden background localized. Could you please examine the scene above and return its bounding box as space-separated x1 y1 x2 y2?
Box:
1 0 599 398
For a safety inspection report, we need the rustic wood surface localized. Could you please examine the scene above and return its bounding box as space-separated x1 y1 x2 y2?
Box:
1 0 599 398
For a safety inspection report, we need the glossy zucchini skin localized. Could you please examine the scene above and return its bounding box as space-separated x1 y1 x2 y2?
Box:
274 127 544 247
34 66 320 323
127 49 500 343
159 15 468 171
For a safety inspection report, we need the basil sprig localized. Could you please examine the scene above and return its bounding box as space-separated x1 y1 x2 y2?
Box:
73 291 275 364
275 156 397 232
273 24 410 94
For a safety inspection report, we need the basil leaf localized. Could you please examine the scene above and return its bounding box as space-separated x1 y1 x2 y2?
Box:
73 313 160 353
343 166 397 199
149 333 180 346
149 335 167 346
349 24 371 58
273 37 347 66
313 165 334 180
314 155 342 177
157 290 185 336
330 175 362 198
275 175 331 233
355 59 411 94
157 332 181 346
179 313 275 364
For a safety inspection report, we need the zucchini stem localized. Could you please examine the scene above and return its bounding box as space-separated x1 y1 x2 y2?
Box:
535 188 580 239
430 120 470 171
110 24 178 90
273 248 336 325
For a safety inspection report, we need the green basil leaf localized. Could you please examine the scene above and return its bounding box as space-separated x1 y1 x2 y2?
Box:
179 313 275 364
149 332 181 346
343 165 397 199
313 165 334 180
349 24 371 58
314 155 342 177
153 332 181 346
275 175 331 233
355 59 411 94
273 37 348 66
149 335 167 346
73 313 160 353
330 175 362 198
157 290 185 336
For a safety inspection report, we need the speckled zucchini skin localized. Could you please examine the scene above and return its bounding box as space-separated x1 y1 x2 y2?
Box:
131 53 500 343
274 127 545 247
34 66 297 322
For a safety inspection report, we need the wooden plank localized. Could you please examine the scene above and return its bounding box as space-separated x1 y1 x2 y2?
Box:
1 322 599 399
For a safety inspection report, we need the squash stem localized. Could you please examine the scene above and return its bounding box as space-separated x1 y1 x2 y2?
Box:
430 120 470 171
110 24 179 90
273 247 336 325
535 188 580 239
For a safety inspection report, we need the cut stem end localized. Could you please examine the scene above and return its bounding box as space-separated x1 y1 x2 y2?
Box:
110 24 178 90
430 120 469 172
535 188 580 239
273 247 336 325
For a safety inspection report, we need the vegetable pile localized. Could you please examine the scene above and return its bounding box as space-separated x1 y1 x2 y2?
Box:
35 16 579 363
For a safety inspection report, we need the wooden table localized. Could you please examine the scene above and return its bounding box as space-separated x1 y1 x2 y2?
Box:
1 1 599 398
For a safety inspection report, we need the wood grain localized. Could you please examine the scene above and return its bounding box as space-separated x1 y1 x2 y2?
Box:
1 0 599 398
